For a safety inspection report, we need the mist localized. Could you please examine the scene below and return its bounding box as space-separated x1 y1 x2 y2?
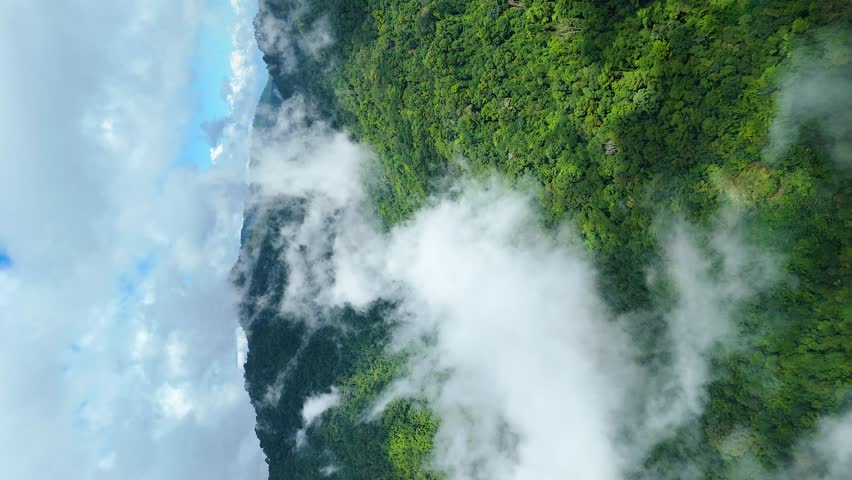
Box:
765 30 852 169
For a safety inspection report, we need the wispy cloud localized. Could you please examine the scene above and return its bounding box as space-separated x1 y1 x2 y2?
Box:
765 30 852 169
785 410 852 480
296 387 341 448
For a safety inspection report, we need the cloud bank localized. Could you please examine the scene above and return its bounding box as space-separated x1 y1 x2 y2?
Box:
0 1 265 478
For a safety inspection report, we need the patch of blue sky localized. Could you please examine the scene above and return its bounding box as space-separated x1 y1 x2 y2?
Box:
117 253 157 298
0 249 11 269
128 3 260 314
174 4 238 170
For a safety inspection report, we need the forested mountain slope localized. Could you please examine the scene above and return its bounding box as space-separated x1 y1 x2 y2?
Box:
239 1 850 478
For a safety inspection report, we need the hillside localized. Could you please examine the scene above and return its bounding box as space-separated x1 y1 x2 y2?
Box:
239 1 851 479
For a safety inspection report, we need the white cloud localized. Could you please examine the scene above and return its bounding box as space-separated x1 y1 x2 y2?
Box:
0 1 266 479
365 184 635 480
295 387 341 449
252 4 337 75
765 31 852 168
320 464 339 476
227 44 256 111
301 388 341 426
251 98 369 206
302 16 335 58
210 143 225 163
157 384 194 420
132 328 153 360
236 326 249 371
777 410 852 480
97 452 118 471
635 217 780 452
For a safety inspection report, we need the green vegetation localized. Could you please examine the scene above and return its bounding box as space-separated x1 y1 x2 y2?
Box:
242 0 851 478
236 196 435 479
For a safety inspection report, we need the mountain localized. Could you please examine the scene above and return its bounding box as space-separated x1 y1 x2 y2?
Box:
238 1 850 479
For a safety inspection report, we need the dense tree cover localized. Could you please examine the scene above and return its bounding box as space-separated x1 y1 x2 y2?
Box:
243 0 850 478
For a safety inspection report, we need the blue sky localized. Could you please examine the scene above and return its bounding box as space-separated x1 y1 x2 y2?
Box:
177 29 232 169
178 5 245 169
177 2 268 171
0 249 11 269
